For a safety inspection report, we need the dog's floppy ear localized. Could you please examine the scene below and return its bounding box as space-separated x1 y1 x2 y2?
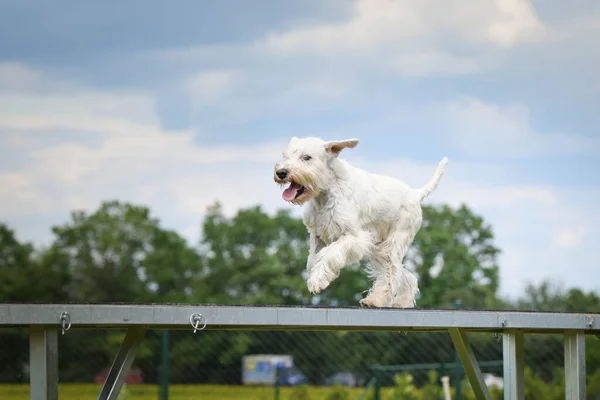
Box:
325 138 359 157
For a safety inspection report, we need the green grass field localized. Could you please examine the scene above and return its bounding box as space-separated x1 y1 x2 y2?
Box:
0 383 380 400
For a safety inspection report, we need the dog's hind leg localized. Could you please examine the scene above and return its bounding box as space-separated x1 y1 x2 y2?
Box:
387 228 420 308
389 265 419 308
362 219 421 308
359 259 392 308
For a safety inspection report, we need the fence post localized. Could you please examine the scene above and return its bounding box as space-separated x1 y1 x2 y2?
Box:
373 367 382 400
564 331 586 400
159 329 169 400
29 327 59 400
454 299 463 400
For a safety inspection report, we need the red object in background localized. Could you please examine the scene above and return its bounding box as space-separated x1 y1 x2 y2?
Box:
94 366 144 384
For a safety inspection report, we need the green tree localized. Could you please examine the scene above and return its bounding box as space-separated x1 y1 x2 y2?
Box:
0 224 35 302
197 202 312 305
515 279 600 382
0 224 72 382
142 228 206 303
47 200 201 303
0 224 69 302
40 200 204 382
516 279 600 312
407 204 501 309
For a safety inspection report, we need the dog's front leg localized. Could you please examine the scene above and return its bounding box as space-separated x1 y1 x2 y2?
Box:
307 231 326 274
307 231 371 295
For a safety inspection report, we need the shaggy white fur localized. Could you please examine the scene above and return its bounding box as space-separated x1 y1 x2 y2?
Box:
274 137 448 308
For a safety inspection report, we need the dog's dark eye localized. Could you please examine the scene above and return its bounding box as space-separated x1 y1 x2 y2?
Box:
301 155 312 161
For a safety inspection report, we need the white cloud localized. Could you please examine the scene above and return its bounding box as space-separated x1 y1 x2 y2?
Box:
263 0 547 54
0 172 44 216
189 69 240 107
182 64 359 128
2 128 285 216
366 157 558 207
142 0 552 89
0 91 159 133
388 51 484 77
438 97 600 157
0 63 42 90
136 0 596 133
0 66 288 230
487 0 549 46
552 225 587 248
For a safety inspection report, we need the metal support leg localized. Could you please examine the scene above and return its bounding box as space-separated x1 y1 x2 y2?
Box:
98 325 148 400
502 330 524 400
448 328 491 400
29 327 59 400
564 330 586 400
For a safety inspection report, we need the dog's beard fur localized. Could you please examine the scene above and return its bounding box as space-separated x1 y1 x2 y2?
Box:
274 161 332 206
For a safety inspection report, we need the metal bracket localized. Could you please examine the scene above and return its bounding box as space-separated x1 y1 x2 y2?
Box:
189 313 207 333
448 328 491 400
98 325 148 400
59 311 71 335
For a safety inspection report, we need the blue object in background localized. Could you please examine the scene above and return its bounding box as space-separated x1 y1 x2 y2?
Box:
275 364 308 386
242 355 307 386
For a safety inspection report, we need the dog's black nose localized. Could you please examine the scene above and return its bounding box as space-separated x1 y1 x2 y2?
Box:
276 169 289 179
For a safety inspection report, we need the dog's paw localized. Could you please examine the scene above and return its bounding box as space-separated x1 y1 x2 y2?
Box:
359 296 386 308
306 269 333 295
307 276 329 295
359 298 376 308
307 262 339 295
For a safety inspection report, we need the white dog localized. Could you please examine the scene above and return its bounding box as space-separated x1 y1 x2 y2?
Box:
274 137 448 308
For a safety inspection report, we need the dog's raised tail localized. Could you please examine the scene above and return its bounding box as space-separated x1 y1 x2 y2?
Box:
417 157 448 201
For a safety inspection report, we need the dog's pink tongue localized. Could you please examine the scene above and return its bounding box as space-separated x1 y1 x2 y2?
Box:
282 183 301 201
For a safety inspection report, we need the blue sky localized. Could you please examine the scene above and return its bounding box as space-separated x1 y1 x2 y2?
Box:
1 0 599 300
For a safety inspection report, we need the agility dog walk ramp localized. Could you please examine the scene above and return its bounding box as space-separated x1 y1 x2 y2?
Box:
0 304 598 400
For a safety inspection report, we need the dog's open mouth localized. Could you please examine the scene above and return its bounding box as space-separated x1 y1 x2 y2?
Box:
282 181 305 202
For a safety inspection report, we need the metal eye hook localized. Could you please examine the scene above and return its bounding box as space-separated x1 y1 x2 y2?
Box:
59 312 72 335
189 313 207 333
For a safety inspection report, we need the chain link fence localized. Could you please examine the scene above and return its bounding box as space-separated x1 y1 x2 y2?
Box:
2 324 598 400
